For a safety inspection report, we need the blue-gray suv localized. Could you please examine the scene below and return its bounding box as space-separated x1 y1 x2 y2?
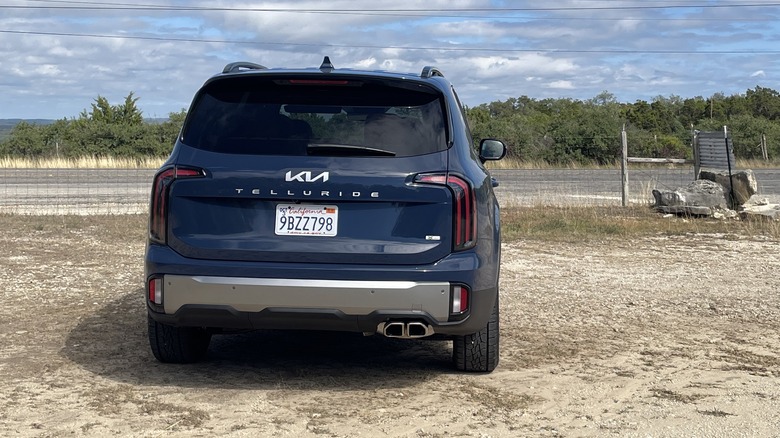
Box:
145 57 506 372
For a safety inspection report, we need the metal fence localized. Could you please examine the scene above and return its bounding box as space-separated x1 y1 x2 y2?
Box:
496 166 780 207
0 168 156 215
1 166 778 215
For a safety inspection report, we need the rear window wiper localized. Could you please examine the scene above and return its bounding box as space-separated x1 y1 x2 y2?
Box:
307 143 396 157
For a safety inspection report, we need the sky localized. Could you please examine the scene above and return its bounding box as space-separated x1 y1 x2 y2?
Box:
1 0 780 119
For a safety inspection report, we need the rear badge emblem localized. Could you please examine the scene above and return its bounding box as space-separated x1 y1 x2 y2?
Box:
425 235 441 241
285 170 329 183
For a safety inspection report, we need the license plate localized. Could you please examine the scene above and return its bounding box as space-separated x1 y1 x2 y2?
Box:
275 204 338 236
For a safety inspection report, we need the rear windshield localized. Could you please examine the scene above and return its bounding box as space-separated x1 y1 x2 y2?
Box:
181 76 448 157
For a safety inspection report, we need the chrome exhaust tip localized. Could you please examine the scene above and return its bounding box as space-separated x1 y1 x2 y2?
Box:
378 321 434 338
406 322 434 338
381 321 406 338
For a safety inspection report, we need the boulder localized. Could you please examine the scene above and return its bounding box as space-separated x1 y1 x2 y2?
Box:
739 204 780 221
652 179 730 216
699 169 757 207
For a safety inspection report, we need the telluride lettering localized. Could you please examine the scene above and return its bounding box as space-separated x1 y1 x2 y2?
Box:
236 188 381 198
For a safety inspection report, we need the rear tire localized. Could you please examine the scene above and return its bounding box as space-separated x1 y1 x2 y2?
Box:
148 314 211 363
453 296 499 372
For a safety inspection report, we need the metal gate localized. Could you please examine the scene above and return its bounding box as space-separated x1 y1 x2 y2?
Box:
694 128 735 177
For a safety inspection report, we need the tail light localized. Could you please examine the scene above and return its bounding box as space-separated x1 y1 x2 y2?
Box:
414 173 477 251
149 166 204 244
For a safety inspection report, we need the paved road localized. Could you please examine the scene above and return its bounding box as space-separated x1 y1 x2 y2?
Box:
1 167 778 214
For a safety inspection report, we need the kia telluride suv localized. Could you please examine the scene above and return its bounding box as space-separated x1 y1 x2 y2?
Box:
145 57 506 372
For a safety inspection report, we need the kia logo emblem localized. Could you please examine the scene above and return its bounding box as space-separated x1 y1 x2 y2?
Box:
285 171 330 183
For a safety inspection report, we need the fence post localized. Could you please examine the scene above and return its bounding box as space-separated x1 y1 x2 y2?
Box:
692 125 699 179
621 124 628 207
724 125 736 208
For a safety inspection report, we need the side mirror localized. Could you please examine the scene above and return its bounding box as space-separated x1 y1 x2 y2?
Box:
479 139 506 162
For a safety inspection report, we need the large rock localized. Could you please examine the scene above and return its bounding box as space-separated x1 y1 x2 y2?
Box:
652 179 730 216
739 204 780 221
699 169 757 207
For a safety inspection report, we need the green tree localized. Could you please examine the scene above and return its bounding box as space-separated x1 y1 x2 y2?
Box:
679 97 708 127
545 95 622 164
80 92 143 125
0 121 47 156
117 92 144 125
746 86 780 120
67 92 149 157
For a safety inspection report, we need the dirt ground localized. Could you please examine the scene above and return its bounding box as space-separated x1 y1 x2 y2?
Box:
1 215 779 437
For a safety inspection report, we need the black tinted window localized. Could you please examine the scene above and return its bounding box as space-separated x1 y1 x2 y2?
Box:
181 77 447 157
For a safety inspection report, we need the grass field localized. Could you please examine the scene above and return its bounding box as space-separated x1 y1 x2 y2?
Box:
486 156 780 170
4 207 777 242
502 206 780 241
0 155 776 170
0 156 167 169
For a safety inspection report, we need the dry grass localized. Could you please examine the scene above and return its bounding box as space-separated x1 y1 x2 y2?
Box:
0 155 776 171
487 157 779 170
501 205 780 242
485 157 621 170
737 158 780 169
1 204 776 242
0 156 166 169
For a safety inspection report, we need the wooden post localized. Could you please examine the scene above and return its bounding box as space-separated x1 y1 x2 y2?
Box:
621 124 628 207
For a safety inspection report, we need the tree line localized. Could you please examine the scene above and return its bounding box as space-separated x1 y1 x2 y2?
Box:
0 93 186 159
2 87 780 163
466 87 780 164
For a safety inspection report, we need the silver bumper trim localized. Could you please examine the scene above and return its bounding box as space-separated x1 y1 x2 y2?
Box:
162 275 451 322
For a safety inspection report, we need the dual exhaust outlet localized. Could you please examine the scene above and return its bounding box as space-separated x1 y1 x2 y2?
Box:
377 321 434 339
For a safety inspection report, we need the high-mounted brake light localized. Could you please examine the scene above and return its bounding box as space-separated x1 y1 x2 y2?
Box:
287 79 351 85
149 166 204 244
414 173 477 251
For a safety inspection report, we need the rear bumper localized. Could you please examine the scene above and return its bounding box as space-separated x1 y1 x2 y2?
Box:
148 275 497 336
146 243 499 336
164 275 450 321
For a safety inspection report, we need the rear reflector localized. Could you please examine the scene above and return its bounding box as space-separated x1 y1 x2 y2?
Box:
460 286 469 312
450 284 470 317
148 277 163 305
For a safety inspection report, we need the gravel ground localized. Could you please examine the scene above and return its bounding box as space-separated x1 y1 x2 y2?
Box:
1 215 779 437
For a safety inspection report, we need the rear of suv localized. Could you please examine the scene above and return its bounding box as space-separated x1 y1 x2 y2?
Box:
145 57 506 372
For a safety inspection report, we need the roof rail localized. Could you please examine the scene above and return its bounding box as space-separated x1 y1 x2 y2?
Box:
222 62 268 73
420 66 444 78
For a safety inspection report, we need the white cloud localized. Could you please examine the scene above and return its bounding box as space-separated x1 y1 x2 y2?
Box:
354 57 378 69
547 80 575 90
11 64 61 78
1 0 780 117
465 55 578 79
